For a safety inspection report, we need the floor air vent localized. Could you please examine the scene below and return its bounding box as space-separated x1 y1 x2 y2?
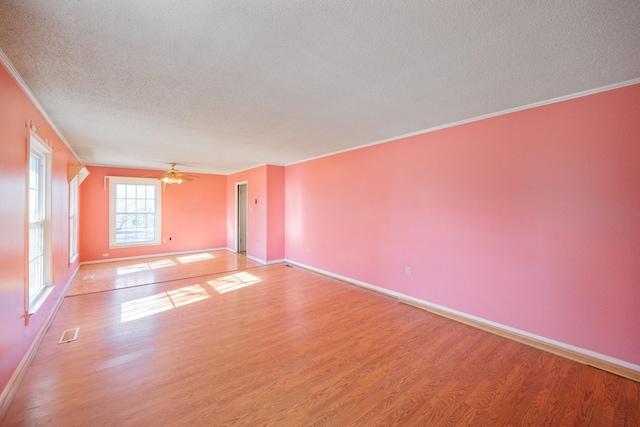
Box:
59 328 79 344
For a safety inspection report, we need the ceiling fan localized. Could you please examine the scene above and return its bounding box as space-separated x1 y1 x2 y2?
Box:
152 163 199 184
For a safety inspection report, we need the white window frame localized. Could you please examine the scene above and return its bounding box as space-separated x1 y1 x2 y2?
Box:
26 133 53 316
69 175 79 263
109 177 161 248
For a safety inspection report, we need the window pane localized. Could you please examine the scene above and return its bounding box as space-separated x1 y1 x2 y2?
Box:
115 213 129 243
29 255 43 298
126 185 136 198
27 136 52 311
70 177 79 261
29 154 39 189
115 213 128 228
29 225 37 259
147 214 156 230
28 214 45 296
110 179 160 247
29 189 37 221
116 199 126 212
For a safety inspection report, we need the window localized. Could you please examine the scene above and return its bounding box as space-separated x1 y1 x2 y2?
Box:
28 134 52 312
69 175 79 262
109 177 161 248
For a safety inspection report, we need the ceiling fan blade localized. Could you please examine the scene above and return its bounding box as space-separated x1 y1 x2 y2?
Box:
138 163 200 183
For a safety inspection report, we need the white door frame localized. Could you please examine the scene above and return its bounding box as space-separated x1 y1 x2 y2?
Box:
235 181 248 253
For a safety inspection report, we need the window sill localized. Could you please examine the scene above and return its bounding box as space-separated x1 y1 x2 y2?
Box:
69 253 79 264
28 285 54 318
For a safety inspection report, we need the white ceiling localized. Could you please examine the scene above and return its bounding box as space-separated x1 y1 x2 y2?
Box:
1 1 639 175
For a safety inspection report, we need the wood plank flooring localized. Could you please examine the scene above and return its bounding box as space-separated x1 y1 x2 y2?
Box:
2 251 638 426
66 250 261 296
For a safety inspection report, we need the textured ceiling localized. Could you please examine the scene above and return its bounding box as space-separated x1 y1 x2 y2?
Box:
1 1 639 174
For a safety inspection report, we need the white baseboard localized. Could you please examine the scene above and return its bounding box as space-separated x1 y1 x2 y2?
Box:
284 259 640 382
0 266 80 421
244 255 285 266
226 248 284 266
246 255 265 264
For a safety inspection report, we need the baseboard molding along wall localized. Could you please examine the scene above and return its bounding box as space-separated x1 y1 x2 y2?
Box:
244 255 285 265
0 266 80 421
284 259 640 383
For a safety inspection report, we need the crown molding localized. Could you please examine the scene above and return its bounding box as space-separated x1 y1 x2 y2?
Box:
0 48 80 161
286 78 640 167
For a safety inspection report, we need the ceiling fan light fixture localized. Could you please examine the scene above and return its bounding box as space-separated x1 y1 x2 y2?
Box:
162 176 183 184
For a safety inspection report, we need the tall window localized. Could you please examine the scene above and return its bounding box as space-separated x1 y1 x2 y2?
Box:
69 175 79 262
28 134 52 308
109 177 161 248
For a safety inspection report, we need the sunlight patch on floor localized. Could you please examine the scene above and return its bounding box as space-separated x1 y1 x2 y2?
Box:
121 284 210 322
206 271 261 294
117 259 176 275
177 252 215 264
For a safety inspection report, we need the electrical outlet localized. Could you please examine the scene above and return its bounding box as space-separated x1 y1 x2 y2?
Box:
163 238 167 243
102 253 109 257
405 267 411 276
307 246 310 253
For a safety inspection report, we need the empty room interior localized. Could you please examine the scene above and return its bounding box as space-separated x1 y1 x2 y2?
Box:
1 2 639 425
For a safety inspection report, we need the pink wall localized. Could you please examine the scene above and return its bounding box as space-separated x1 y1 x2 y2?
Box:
285 84 640 366
2 48 637 399
0 63 81 393
226 165 285 262
80 166 227 262
226 166 268 261
266 165 285 261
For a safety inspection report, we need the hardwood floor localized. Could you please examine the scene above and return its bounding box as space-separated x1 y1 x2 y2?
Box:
66 250 261 296
2 251 638 426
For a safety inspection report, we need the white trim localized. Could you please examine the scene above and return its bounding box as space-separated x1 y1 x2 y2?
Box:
0 48 80 160
284 259 406 298
246 255 266 265
79 248 228 265
0 266 79 420
234 181 248 254
397 294 640 373
69 175 79 263
284 259 640 381
3 45 638 177
244 256 284 265
225 163 269 176
26 286 54 319
108 177 162 249
285 78 640 167
27 132 53 315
